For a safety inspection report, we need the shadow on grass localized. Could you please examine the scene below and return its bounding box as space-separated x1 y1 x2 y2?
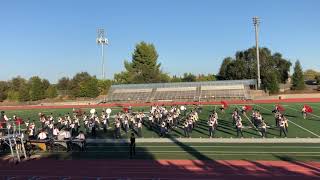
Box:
1 137 320 179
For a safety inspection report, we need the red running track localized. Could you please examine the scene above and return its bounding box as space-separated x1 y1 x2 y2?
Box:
1 98 320 111
0 159 320 180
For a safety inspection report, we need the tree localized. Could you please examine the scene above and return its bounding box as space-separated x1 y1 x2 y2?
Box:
262 70 279 94
67 72 100 98
218 57 233 80
197 74 216 81
291 60 305 90
79 77 99 98
46 85 58 98
29 76 45 101
7 77 30 102
225 60 247 80
10 76 27 91
171 75 182 82
316 75 320 85
57 77 71 90
42 79 50 90
69 72 92 97
0 81 9 101
304 69 320 80
217 47 291 91
57 77 71 96
97 79 112 95
181 73 196 82
7 90 19 101
18 85 30 101
114 41 168 84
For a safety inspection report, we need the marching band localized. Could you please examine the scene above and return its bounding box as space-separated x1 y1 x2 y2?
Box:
1 103 308 146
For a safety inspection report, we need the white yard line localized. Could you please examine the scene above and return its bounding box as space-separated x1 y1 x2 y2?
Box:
255 104 320 138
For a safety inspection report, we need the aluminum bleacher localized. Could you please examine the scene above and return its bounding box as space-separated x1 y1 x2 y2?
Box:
105 79 256 102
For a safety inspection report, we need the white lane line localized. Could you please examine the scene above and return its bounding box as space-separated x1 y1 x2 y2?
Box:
234 105 262 136
39 150 320 154
286 105 320 119
86 145 320 148
255 104 320 138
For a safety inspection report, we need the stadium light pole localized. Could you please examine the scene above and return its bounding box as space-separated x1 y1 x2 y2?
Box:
96 28 109 80
253 16 261 89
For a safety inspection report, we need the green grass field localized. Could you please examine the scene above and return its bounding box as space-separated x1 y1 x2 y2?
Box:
37 142 320 161
3 102 320 139
2 102 320 162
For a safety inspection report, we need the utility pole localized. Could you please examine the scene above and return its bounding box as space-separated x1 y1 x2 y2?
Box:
253 16 261 89
96 28 108 80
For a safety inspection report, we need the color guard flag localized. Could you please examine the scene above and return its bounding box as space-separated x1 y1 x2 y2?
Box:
304 105 313 113
123 107 129 113
244 105 253 111
15 117 24 125
221 101 228 108
276 104 285 112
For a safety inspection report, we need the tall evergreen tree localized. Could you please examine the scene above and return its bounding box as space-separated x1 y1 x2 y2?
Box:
114 41 168 84
291 60 305 90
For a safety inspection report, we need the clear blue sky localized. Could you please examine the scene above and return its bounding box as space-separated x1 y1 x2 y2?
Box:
1 0 319 83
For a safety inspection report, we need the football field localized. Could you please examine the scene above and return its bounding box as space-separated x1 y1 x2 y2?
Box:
3 102 320 139
1 102 320 179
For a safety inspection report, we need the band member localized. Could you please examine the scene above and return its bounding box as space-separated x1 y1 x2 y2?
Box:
63 128 72 151
28 127 34 139
272 105 280 114
75 131 86 151
90 120 96 137
208 115 217 138
48 122 54 138
279 118 287 137
115 120 121 139
302 106 307 119
236 117 243 138
283 115 289 133
184 121 190 138
173 111 179 128
160 121 166 137
102 116 108 133
53 126 60 139
148 115 154 129
212 110 218 120
167 114 173 131
260 121 267 138
123 118 129 135
253 111 263 127
137 121 142 137
232 109 239 126
70 122 76 137
275 112 281 127
38 129 47 140
241 106 247 115
188 117 193 133
220 104 225 113
129 133 136 158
